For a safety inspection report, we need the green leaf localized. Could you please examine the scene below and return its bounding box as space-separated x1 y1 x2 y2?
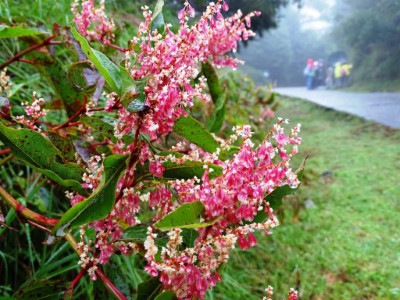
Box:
14 279 68 299
154 201 218 231
52 154 127 236
120 80 147 113
0 122 85 194
0 25 47 38
173 115 220 153
71 26 122 94
181 228 199 248
121 225 169 246
154 291 177 300
66 60 98 92
33 54 85 117
163 160 222 180
207 94 226 134
151 0 165 32
119 65 135 93
80 116 134 144
137 277 162 300
201 62 221 104
253 158 307 223
47 132 76 161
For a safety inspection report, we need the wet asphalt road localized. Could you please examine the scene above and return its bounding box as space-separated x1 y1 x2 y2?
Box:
274 87 400 129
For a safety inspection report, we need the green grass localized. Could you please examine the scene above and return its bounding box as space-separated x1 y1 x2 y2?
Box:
343 80 400 93
211 97 400 299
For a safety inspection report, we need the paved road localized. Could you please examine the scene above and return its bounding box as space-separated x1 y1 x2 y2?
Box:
274 87 400 129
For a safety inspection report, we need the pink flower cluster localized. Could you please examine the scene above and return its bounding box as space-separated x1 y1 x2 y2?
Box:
139 121 301 298
68 1 303 299
113 0 258 140
14 92 47 131
71 0 115 44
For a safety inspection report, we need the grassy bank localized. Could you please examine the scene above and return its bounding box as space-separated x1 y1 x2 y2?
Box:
343 80 400 93
211 97 400 299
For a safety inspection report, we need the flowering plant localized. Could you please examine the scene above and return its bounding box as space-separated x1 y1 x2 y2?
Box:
0 0 302 299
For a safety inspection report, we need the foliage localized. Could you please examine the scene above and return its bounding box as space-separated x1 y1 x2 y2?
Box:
333 0 400 82
0 1 302 299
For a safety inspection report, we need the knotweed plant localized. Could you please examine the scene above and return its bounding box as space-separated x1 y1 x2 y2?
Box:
0 0 302 299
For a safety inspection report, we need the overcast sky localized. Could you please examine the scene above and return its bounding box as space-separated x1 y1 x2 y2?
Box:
297 0 336 31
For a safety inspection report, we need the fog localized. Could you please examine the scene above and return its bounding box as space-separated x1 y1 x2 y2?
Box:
236 0 400 88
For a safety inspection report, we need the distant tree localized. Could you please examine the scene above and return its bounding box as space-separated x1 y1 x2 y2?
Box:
333 0 400 81
166 0 302 35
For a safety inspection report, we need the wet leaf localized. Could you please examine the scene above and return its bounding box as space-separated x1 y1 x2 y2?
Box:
162 160 222 180
80 115 134 144
181 228 199 248
173 116 220 154
52 154 127 236
121 225 169 246
151 0 165 32
154 291 177 300
0 122 85 194
71 26 122 94
154 201 219 231
0 25 47 38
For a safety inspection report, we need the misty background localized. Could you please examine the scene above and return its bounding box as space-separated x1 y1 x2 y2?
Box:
234 0 400 89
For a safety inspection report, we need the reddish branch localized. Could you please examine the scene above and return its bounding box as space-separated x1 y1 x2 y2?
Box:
96 269 128 300
0 35 58 71
0 185 59 227
0 148 11 155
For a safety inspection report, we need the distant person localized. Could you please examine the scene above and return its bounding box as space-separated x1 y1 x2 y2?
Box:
325 66 334 89
341 63 353 86
304 58 315 90
315 59 325 88
334 62 343 88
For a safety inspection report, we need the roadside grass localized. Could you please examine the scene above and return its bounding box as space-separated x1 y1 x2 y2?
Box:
343 80 400 93
211 97 400 299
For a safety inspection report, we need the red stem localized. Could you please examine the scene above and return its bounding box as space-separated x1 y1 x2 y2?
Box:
96 269 128 300
50 101 87 132
0 185 59 227
64 268 86 300
0 148 11 155
0 35 57 70
18 59 37 66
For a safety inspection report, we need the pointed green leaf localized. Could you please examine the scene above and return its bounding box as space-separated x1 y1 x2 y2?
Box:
52 154 127 236
71 26 122 94
137 277 162 300
154 291 177 300
201 62 221 104
154 201 219 231
151 0 165 32
0 25 47 38
0 122 85 194
207 94 226 133
173 115 220 153
120 80 147 113
181 228 199 248
162 160 222 180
